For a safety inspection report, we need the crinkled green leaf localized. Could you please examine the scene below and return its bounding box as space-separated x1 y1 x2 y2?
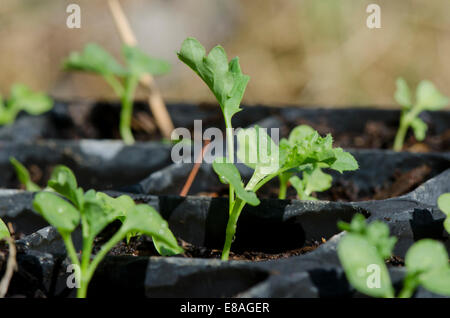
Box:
64 43 126 76
33 192 80 233
330 148 358 173
48 165 84 208
366 221 397 259
288 125 316 145
212 158 260 206
410 117 427 141
303 166 332 195
338 233 394 298
120 204 183 255
394 77 412 108
123 45 170 77
178 37 249 124
0 218 10 240
416 80 449 111
10 157 41 192
289 175 316 200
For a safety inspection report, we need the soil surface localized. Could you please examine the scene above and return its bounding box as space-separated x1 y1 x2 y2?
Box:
195 164 432 202
294 119 450 153
93 224 323 261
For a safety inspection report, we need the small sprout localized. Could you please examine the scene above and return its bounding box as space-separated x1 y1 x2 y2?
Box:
438 193 450 234
9 157 41 192
0 218 10 241
276 125 357 200
64 43 170 144
0 84 53 126
393 78 449 151
179 37 358 260
32 165 182 297
338 214 450 298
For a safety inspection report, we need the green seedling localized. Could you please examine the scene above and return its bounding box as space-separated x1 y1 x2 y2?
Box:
10 157 40 192
277 125 337 200
0 84 53 125
438 193 450 234
64 43 170 144
0 218 9 241
32 165 183 298
178 37 358 260
338 214 450 298
393 78 449 151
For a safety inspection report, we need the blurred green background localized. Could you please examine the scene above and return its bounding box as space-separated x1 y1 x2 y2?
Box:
1 0 450 108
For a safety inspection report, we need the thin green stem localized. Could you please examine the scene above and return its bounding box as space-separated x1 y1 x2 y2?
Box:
103 74 125 97
120 76 139 145
397 276 418 298
393 107 421 152
225 124 235 206
221 198 245 260
61 233 80 268
85 230 125 286
278 173 291 200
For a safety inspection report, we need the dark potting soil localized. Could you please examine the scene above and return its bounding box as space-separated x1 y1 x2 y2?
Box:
193 164 432 202
93 222 323 262
294 118 450 153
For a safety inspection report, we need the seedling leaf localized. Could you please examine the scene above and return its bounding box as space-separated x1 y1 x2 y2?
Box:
338 233 394 298
178 37 249 124
33 192 80 233
121 205 183 255
394 78 412 108
48 165 84 209
64 43 126 76
9 157 40 192
212 158 260 206
416 80 449 111
0 218 10 240
410 117 427 141
123 45 171 76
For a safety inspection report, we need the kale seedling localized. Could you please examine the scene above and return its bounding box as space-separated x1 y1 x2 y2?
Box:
393 78 449 151
179 37 358 260
64 43 170 144
0 84 53 125
438 193 450 234
338 214 450 298
32 165 183 297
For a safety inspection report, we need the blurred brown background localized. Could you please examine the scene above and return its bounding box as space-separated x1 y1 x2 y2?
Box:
1 0 450 108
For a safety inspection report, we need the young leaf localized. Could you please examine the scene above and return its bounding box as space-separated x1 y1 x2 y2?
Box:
120 205 183 255
438 193 450 234
410 117 427 141
123 45 171 77
303 166 333 196
9 157 41 192
0 218 10 240
9 84 53 116
404 239 450 296
33 192 80 233
405 239 448 274
64 43 126 76
338 233 394 298
394 77 412 108
48 165 84 209
178 37 250 124
212 158 260 206
416 80 449 111
329 148 359 173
